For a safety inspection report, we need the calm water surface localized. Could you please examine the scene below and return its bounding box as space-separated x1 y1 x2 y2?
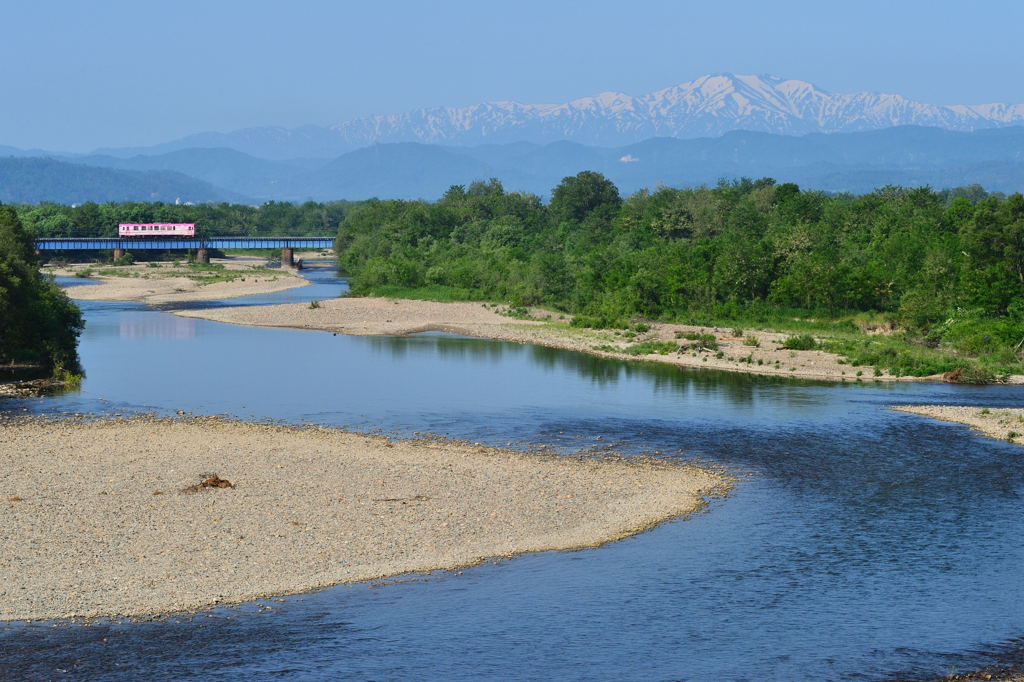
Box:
1 266 1022 680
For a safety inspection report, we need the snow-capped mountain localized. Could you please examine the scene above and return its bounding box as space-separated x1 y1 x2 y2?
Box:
83 74 1024 160
328 73 1024 148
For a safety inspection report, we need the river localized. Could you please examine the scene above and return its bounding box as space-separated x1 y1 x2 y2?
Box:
2 265 1022 680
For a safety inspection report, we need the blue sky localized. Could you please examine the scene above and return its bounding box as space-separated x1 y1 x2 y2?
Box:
4 0 1024 151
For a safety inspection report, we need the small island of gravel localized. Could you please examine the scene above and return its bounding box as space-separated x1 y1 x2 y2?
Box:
48 256 309 305
894 405 1024 445
0 417 726 622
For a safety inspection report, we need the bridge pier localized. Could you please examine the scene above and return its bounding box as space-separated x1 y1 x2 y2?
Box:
112 248 125 262
280 247 294 269
196 248 210 264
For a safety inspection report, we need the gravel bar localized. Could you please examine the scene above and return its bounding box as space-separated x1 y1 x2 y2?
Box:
0 416 727 622
894 405 1024 445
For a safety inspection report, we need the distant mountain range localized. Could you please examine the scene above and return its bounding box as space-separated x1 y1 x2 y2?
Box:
6 71 1024 204
90 74 1024 160
3 125 1024 204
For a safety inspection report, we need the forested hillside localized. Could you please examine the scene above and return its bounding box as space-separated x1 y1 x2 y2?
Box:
337 174 1024 377
0 203 82 371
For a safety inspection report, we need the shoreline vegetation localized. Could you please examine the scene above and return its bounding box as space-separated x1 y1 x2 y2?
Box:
336 176 1024 384
0 416 727 622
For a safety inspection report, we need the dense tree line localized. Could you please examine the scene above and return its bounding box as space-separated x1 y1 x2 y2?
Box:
14 200 360 239
0 203 82 370
337 174 1024 371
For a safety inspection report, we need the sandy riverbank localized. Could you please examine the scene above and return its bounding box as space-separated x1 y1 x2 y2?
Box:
47 257 308 304
175 296 944 383
894 405 1024 445
0 416 726 622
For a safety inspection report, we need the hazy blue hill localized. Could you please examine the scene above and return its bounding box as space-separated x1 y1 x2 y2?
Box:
4 125 1024 202
465 140 613 180
280 143 497 200
0 157 246 204
73 148 316 198
92 124 349 161
0 144 58 158
599 127 1024 193
785 160 1024 194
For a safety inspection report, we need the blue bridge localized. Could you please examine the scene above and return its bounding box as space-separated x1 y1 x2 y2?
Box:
34 236 334 267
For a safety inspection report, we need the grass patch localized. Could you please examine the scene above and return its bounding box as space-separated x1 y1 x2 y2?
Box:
818 334 1017 381
570 314 629 329
622 341 678 356
353 283 486 302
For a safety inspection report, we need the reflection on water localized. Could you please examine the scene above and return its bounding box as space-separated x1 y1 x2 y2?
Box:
119 315 195 339
3 267 1024 680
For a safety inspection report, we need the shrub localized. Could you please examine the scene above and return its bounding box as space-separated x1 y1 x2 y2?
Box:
743 335 760 347
943 365 996 385
782 334 817 350
680 332 719 350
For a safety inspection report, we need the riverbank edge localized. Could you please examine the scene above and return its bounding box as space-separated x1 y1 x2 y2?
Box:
893 405 1024 446
170 296 1015 384
1 416 730 623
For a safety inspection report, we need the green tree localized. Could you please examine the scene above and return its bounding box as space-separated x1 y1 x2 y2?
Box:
548 171 621 224
0 203 82 369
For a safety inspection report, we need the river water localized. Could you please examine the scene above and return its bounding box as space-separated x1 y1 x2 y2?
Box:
2 265 1022 680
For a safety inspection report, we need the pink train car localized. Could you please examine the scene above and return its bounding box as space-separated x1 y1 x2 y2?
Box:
118 223 196 237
